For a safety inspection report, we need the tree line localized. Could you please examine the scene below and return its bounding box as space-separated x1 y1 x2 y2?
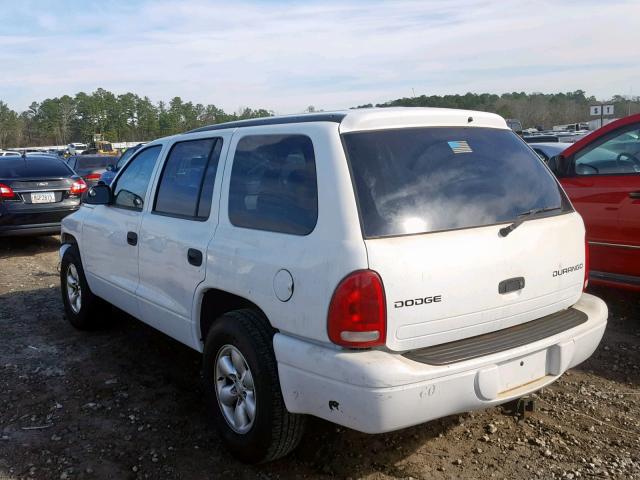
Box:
1 88 639 148
355 90 640 130
0 88 272 148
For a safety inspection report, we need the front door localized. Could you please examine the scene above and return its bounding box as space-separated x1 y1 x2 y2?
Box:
137 135 226 348
561 122 640 282
81 145 164 317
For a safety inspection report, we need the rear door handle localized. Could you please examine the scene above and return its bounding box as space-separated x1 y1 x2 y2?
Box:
126 231 138 246
187 248 203 266
629 191 640 199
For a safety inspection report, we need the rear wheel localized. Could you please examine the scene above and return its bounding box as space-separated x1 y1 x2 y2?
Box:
60 245 105 330
202 309 306 463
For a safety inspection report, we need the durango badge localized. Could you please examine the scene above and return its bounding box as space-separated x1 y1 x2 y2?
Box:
553 263 584 277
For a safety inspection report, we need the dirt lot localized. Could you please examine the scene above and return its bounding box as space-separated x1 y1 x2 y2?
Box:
1 236 639 480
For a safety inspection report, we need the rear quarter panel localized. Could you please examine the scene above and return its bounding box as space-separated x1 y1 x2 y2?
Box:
197 123 368 348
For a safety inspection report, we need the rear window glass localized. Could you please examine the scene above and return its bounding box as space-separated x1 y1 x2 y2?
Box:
229 135 318 235
0 157 72 178
343 127 571 238
76 156 112 170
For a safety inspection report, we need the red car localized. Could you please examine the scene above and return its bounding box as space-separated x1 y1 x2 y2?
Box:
549 113 640 291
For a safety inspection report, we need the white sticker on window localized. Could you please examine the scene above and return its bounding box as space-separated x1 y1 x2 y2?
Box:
447 140 472 153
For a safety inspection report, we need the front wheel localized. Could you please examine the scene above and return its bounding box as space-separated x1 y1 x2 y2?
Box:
60 245 105 330
202 309 306 463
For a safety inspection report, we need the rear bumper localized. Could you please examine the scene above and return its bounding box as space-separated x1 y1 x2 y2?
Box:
0 223 62 236
0 204 78 236
274 293 607 434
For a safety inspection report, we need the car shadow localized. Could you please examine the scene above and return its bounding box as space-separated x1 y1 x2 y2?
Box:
0 234 60 259
0 286 457 479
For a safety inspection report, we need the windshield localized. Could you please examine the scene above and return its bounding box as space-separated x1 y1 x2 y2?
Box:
343 127 571 238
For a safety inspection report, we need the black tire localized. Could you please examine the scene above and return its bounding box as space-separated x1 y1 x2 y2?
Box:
60 245 105 330
202 309 306 463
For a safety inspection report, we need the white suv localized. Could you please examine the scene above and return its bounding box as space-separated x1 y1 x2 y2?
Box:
59 108 607 463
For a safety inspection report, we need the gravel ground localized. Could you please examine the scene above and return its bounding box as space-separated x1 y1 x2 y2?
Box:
1 235 639 480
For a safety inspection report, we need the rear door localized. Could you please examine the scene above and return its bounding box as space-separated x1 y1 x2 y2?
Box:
136 135 227 348
561 122 640 282
343 126 584 351
81 145 164 317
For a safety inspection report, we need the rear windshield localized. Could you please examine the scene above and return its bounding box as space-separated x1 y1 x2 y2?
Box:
76 156 112 170
0 157 72 178
343 127 571 238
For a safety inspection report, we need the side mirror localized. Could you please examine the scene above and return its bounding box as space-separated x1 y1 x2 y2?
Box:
82 184 112 205
106 164 115 172
547 155 569 177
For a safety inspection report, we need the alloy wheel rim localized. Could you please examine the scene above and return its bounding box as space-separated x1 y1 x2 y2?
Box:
66 264 82 314
214 344 256 434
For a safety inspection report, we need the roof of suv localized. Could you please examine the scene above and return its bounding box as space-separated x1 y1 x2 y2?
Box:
186 107 508 135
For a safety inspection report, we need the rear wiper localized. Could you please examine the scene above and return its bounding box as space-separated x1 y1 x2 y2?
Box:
499 206 561 237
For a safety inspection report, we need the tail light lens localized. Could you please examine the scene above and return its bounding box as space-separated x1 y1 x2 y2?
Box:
70 179 88 196
84 173 101 181
0 183 16 200
327 270 386 348
584 238 590 291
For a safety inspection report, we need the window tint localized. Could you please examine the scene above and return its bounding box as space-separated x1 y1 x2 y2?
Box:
0 157 72 178
343 127 571 238
113 145 162 210
229 135 318 235
574 124 640 175
154 138 222 219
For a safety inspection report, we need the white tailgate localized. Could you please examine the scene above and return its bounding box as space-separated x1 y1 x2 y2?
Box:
365 212 586 351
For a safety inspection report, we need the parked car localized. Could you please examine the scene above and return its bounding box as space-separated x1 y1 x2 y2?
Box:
524 134 560 143
530 142 572 162
60 108 606 463
0 150 21 157
548 113 640 291
0 154 86 236
25 152 61 159
506 118 523 134
65 155 114 186
99 143 145 185
67 143 88 156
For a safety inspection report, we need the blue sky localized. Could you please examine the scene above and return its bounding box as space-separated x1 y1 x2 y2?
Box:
1 0 638 113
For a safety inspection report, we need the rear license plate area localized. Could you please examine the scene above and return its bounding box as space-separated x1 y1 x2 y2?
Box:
30 192 56 204
498 349 547 393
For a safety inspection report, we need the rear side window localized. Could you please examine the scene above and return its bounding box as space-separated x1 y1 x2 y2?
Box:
154 138 222 219
229 135 318 235
343 127 571 238
113 146 162 210
0 157 72 178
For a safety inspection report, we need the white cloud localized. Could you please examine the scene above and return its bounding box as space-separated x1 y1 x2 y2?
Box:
0 0 638 112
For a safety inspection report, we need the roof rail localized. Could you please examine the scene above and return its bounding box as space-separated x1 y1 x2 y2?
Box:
185 112 347 134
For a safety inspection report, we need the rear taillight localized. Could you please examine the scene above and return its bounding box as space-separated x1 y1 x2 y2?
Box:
327 270 386 348
0 183 16 200
584 238 590 291
84 173 101 181
70 179 88 196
